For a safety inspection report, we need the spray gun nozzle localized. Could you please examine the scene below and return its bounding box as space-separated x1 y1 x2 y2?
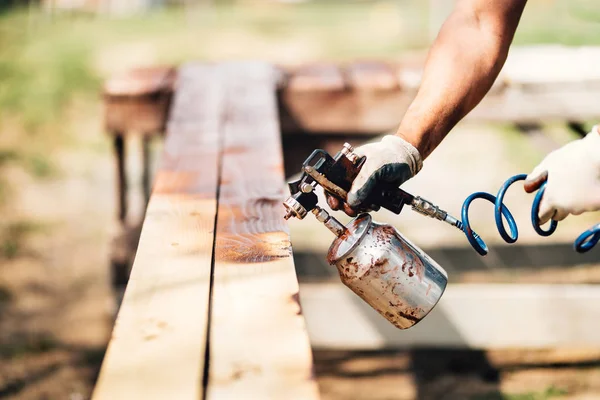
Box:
312 206 347 238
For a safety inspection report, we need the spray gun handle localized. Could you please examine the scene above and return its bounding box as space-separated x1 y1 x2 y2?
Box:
371 184 415 214
338 144 464 231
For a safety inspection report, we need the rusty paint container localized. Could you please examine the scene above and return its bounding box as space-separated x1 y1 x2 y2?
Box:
327 213 448 329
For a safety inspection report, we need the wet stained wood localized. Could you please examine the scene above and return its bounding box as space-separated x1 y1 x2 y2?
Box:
280 61 408 134
93 63 221 400
206 62 320 399
280 84 409 134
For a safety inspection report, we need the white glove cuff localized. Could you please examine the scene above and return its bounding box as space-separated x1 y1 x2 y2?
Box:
381 135 423 176
588 125 600 141
584 125 600 162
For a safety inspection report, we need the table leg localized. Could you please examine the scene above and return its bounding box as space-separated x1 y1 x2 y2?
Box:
142 135 151 208
114 134 127 224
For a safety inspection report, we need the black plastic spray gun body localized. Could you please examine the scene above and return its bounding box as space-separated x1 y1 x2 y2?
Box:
283 143 464 233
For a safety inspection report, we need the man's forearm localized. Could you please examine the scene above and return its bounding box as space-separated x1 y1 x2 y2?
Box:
396 0 527 159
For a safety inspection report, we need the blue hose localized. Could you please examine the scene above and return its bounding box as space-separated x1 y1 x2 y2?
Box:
461 174 600 255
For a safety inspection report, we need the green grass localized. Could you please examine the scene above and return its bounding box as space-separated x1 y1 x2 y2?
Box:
515 1 600 46
493 123 547 172
0 332 59 359
505 386 569 400
0 9 97 190
471 386 569 400
0 11 99 131
0 220 48 259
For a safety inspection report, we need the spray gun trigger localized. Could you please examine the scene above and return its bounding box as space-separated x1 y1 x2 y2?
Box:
287 179 302 195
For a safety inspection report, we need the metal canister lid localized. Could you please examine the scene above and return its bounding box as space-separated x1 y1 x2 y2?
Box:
327 213 372 264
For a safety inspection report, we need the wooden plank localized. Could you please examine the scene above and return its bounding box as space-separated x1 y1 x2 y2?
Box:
286 63 345 92
92 63 221 400
344 61 399 91
298 283 600 349
206 62 320 399
103 66 175 97
278 46 600 134
281 76 409 134
279 80 600 134
103 66 175 134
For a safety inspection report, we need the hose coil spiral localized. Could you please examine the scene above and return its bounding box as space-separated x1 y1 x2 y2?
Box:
461 174 600 255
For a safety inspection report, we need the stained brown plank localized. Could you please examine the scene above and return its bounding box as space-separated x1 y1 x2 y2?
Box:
280 84 409 135
92 63 221 400
280 62 407 134
206 62 320 399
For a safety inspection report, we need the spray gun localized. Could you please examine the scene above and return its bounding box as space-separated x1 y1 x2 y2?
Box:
284 142 600 330
283 143 466 231
283 143 465 329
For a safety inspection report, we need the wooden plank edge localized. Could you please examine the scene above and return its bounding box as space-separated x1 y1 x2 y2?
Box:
93 63 222 400
205 61 320 399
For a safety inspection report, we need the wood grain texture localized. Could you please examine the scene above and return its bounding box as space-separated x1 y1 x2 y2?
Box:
93 63 221 400
206 62 320 399
280 87 410 134
281 62 407 134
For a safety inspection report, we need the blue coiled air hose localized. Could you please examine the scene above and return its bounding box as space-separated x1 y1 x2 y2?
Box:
460 174 600 255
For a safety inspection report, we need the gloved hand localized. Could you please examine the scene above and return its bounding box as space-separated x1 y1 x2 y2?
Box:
524 125 600 224
327 135 423 216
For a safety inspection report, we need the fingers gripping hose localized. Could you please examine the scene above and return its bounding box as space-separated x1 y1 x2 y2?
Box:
461 174 600 255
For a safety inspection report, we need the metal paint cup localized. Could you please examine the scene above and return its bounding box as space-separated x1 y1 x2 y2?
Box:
327 213 448 329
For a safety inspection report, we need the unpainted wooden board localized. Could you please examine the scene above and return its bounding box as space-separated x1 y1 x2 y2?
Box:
286 63 346 92
206 62 320 399
344 61 399 91
92 63 221 400
299 282 600 349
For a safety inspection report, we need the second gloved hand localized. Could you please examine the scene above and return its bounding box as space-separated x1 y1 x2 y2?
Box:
524 126 600 224
327 135 423 216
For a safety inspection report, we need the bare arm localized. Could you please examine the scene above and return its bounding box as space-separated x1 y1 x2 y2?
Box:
397 0 528 159
326 0 528 215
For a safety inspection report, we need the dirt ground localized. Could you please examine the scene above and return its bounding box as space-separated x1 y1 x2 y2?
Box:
1 117 600 399
314 348 600 400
